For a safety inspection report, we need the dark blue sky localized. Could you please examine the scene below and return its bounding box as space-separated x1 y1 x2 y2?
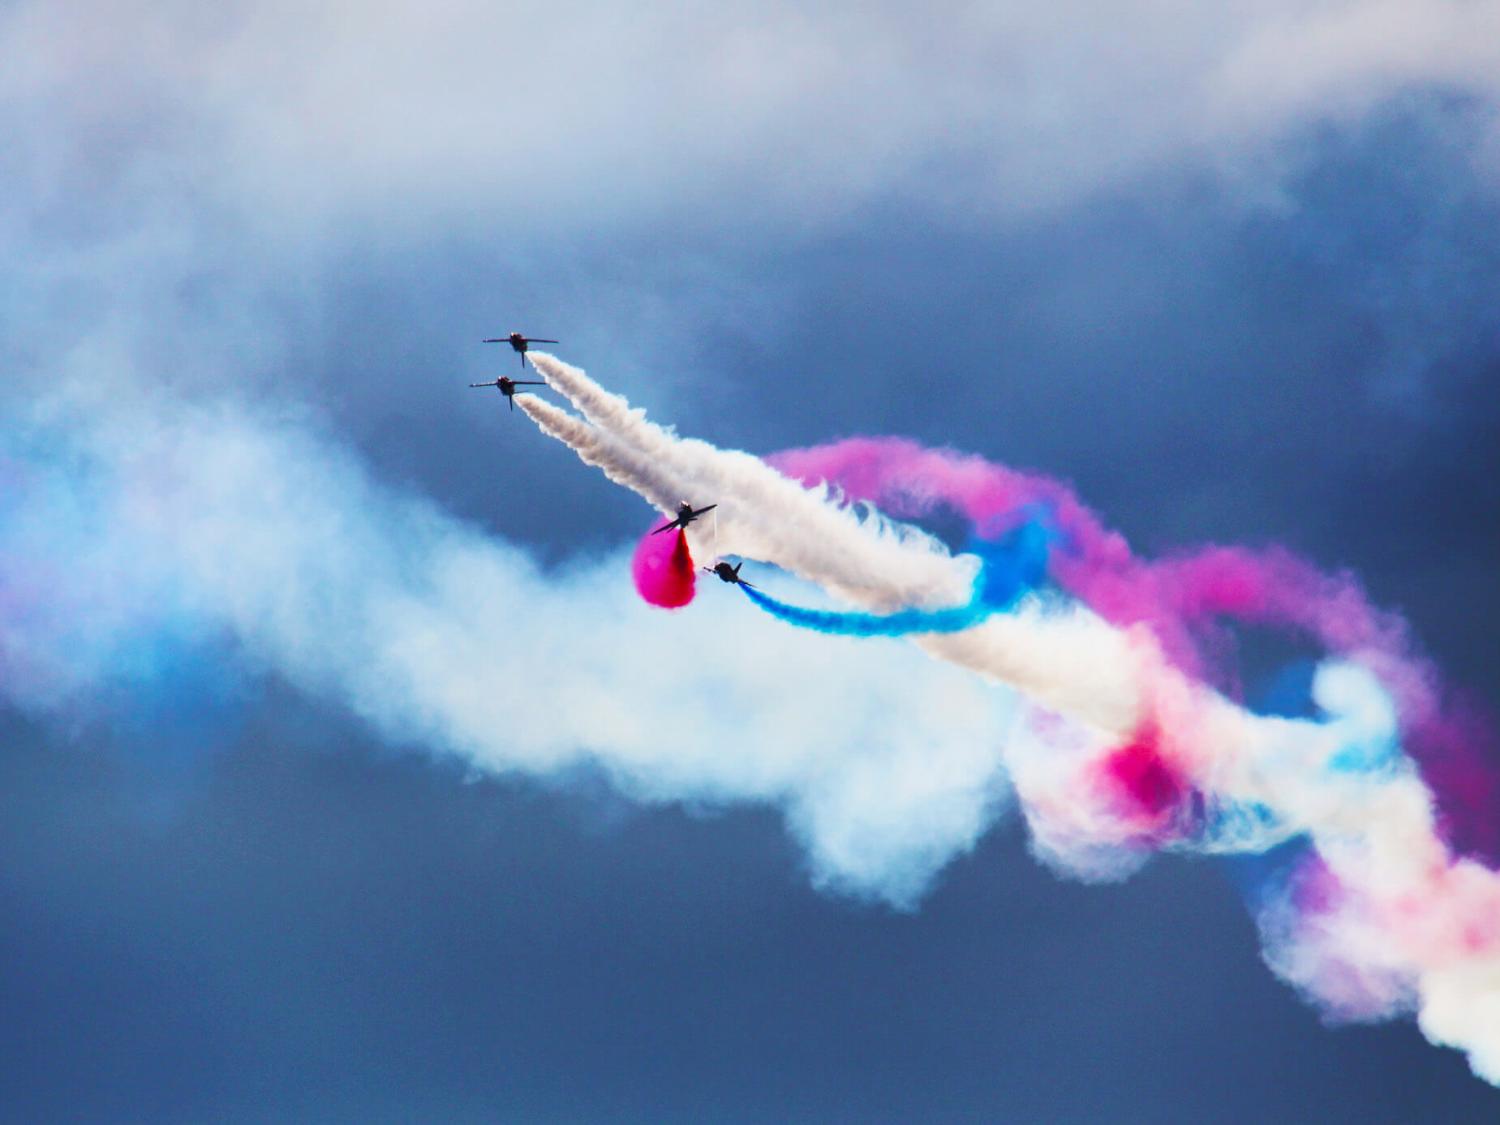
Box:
3 7 1500 1121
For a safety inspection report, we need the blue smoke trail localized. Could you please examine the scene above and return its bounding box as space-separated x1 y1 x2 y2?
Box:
741 518 1052 637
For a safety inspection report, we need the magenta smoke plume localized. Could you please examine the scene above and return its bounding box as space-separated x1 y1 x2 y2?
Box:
769 438 1499 865
633 526 697 608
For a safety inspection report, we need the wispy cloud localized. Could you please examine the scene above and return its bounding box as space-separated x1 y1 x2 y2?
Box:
4 0 1497 238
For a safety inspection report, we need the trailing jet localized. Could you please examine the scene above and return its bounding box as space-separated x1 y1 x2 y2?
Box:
483 332 559 368
652 501 717 535
704 560 754 589
470 375 545 411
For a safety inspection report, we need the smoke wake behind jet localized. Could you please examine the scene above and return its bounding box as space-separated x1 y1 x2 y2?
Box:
520 352 1500 1088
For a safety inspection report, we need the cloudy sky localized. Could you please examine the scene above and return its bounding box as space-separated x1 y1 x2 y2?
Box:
2 2 1499 1120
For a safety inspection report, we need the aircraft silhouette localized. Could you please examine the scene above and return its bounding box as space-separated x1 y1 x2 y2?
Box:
483 332 559 368
704 560 754 588
470 375 545 411
652 501 718 535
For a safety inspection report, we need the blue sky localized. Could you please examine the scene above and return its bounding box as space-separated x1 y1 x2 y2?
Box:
3 3 1500 1120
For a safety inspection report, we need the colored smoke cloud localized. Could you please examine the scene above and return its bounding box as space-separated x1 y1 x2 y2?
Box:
521 353 1500 1088
767 438 1500 865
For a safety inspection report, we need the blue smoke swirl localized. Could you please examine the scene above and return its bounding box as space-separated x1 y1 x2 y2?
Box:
741 518 1052 637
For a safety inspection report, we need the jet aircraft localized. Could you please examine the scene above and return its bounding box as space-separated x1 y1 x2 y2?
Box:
483 332 559 367
470 375 545 411
652 501 718 535
704 560 754 588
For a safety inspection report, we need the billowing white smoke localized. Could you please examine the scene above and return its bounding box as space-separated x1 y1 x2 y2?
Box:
1 383 1016 907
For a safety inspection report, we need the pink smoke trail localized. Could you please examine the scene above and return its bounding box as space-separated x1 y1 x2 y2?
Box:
632 526 697 608
768 437 1499 863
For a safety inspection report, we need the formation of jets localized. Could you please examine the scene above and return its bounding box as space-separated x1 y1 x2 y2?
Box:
472 333 750 588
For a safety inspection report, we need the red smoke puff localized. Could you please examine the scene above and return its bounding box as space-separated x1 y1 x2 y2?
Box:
1099 728 1187 837
632 527 697 608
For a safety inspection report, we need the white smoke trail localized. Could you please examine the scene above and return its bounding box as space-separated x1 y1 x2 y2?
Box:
521 370 974 611
521 352 1500 1086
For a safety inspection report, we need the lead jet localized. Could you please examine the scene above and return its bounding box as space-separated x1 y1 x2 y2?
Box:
652 501 718 535
704 560 754 589
483 332 559 368
470 374 545 411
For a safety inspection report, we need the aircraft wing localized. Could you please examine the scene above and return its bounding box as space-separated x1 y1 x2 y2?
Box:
529 338 559 343
469 382 499 388
651 520 680 535
690 504 718 518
